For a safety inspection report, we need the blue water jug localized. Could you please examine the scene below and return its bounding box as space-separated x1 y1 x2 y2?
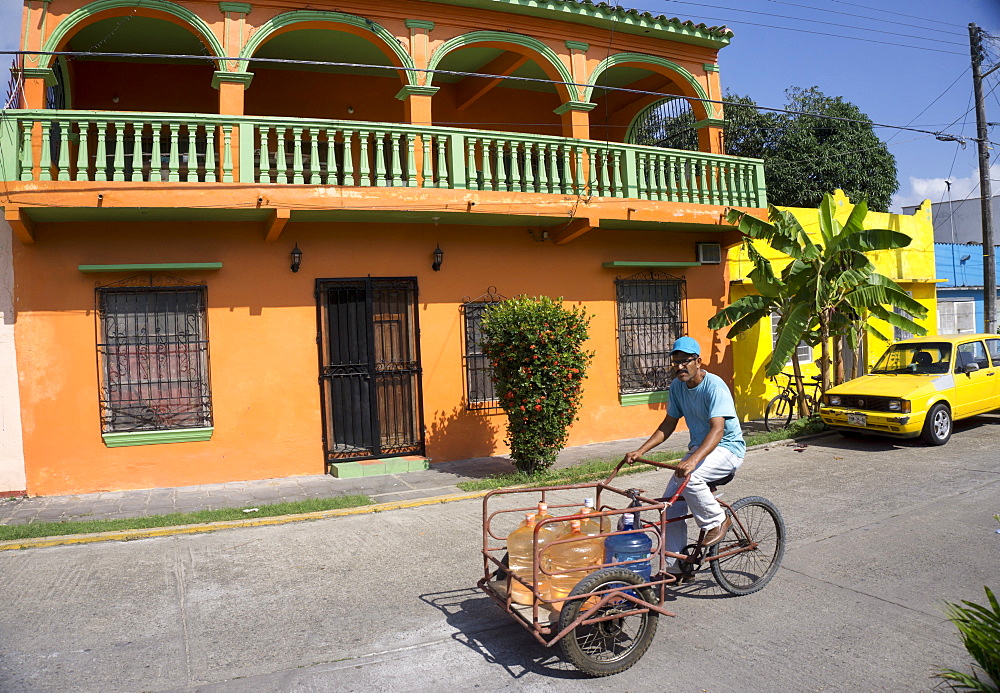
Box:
603 515 652 582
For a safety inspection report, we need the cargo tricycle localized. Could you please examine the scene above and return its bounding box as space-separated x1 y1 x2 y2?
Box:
477 456 785 677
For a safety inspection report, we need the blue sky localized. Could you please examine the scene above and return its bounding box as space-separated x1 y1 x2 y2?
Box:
1 0 998 212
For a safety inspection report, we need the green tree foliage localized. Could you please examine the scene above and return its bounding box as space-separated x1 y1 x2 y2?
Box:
723 87 899 212
480 296 594 474
708 193 926 411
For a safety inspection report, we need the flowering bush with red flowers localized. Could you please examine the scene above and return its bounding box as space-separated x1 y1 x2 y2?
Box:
480 295 593 474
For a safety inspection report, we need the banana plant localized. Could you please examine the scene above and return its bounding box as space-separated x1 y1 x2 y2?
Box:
710 193 927 416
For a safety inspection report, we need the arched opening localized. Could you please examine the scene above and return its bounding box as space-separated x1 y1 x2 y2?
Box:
244 26 406 122
58 14 217 113
428 39 570 137
627 97 699 151
587 56 710 150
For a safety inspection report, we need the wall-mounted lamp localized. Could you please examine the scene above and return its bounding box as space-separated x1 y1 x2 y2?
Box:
290 243 302 273
960 254 971 262
432 244 444 272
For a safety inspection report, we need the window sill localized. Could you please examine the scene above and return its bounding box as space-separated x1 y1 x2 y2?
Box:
619 391 669 407
103 427 214 448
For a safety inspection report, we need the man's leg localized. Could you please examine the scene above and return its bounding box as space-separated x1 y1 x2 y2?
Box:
662 448 743 570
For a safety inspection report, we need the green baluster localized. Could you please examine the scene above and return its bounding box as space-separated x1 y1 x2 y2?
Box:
291 126 304 184
587 147 598 196
258 126 271 184
94 121 108 182
507 141 521 191
187 123 199 181
523 143 535 192
55 120 71 181
74 121 89 181
38 121 52 181
342 129 355 186
309 128 320 184
323 128 335 185
204 124 217 183
19 119 34 181
494 140 507 191
358 129 371 186
697 159 708 204
480 138 492 191
389 131 402 187
405 132 417 187
611 149 625 197
275 127 288 183
537 143 549 193
221 124 233 183
129 122 143 181
466 137 478 190
421 133 432 188
165 123 179 182
149 124 162 182
373 130 387 186
560 145 572 194
111 120 125 181
437 135 448 189
661 154 671 202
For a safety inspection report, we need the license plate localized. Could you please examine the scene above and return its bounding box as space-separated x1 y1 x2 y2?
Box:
847 413 867 426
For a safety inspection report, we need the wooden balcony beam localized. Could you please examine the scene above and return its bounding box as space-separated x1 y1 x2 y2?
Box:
5 207 35 245
549 216 597 245
455 53 530 112
263 208 291 243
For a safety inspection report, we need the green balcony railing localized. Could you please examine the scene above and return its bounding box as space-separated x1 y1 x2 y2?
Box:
0 110 767 207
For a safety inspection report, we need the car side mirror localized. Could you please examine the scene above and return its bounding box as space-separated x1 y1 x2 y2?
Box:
963 362 980 374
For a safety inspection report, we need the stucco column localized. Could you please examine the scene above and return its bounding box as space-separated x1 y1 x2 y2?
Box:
396 85 440 184
0 218 27 495
555 101 595 140
698 62 725 154
212 71 252 177
405 20 434 86
695 118 726 155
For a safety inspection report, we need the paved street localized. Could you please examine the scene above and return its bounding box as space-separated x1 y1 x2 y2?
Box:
1 415 999 692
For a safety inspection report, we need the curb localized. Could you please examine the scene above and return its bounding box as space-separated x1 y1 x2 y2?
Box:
0 429 836 551
0 489 491 551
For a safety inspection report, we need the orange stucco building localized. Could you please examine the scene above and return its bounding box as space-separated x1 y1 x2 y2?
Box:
1 0 767 496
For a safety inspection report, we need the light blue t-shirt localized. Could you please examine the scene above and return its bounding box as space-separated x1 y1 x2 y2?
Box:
668 371 746 458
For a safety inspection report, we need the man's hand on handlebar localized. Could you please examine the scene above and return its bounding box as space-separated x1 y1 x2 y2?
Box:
623 450 644 465
673 457 697 478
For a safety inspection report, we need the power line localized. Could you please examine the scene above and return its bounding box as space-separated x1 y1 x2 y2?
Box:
759 0 967 37
652 0 967 46
3 49 989 145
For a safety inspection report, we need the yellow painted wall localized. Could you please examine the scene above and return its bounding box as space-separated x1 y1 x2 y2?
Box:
727 190 938 420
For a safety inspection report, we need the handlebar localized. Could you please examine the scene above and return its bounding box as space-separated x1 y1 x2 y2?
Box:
605 456 681 485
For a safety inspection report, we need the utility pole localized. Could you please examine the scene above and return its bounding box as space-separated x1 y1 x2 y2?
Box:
970 23 997 333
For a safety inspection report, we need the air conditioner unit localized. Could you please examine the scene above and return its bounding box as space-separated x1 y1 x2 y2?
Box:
696 242 722 264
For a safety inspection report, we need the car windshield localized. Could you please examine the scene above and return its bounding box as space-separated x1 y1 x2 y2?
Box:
871 342 953 375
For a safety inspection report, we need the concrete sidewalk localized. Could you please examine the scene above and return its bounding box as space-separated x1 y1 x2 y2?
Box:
0 431 711 527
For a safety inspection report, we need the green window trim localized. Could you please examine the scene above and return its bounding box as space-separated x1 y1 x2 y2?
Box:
603 261 701 268
79 262 223 273
103 428 214 447
620 391 669 407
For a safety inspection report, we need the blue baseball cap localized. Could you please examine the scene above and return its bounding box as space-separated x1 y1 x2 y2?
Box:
671 336 701 356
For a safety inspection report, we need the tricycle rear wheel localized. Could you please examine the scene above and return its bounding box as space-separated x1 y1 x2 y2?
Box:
557 568 658 677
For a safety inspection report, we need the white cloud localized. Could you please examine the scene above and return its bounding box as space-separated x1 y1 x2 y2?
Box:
892 162 1000 212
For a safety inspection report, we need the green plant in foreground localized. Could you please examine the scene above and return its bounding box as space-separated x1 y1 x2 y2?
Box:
480 295 593 475
936 586 1000 692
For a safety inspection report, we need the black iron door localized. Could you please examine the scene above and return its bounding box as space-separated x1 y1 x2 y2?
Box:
317 278 424 462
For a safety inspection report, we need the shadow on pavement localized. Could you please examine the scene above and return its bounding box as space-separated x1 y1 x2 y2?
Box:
418 587 585 679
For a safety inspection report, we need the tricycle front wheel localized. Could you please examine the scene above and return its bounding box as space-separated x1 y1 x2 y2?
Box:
557 568 658 677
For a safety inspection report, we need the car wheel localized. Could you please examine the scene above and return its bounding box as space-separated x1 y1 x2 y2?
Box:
920 403 952 446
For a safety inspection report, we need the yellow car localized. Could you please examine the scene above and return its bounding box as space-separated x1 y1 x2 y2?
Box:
820 333 1000 445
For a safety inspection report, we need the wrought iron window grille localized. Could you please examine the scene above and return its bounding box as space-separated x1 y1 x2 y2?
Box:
615 271 687 395
95 274 213 434
461 287 508 411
